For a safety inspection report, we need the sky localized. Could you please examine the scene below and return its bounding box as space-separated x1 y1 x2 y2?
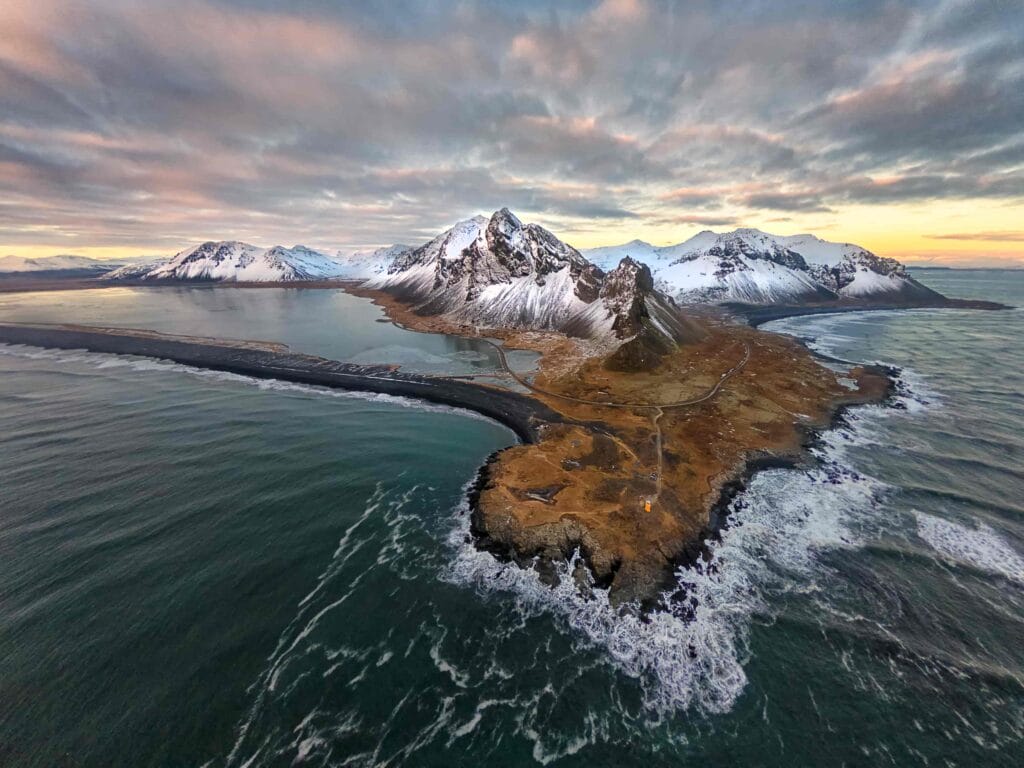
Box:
1 0 1022 266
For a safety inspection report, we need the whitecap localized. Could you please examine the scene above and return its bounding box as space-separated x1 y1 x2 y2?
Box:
915 512 1024 584
444 423 890 715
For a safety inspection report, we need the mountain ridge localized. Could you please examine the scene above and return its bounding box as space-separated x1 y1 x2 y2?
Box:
0 255 128 273
104 242 345 282
582 228 941 305
364 208 694 354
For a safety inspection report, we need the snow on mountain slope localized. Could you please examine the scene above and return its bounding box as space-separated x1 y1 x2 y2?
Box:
366 209 685 344
584 240 662 271
584 228 937 305
654 250 828 304
333 244 411 279
774 233 863 266
104 242 346 282
103 257 172 279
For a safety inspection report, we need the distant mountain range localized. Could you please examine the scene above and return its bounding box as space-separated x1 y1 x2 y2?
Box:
582 229 941 305
0 255 127 274
333 244 412 280
105 242 345 282
92 213 971 329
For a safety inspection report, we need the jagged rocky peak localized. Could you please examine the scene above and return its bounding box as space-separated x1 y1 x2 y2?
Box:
434 208 604 302
700 230 809 272
599 256 654 338
367 209 695 342
601 256 707 372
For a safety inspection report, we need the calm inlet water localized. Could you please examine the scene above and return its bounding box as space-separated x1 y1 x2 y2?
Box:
0 286 538 375
1 272 1022 766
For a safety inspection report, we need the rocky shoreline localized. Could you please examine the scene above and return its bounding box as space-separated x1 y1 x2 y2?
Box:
465 354 898 612
0 308 907 610
346 283 899 605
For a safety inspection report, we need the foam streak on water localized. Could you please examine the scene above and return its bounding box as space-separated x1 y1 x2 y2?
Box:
915 512 1024 584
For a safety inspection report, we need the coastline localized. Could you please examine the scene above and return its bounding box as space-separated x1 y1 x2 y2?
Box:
0 306 893 607
0 322 562 445
4 283 980 608
724 297 1010 327
468 358 897 611
0 276 361 294
350 283 895 604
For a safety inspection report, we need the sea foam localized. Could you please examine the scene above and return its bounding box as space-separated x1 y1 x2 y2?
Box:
444 317 933 716
915 512 1024 584
445 419 891 715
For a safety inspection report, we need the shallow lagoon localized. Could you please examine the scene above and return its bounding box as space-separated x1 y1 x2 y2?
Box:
0 286 539 375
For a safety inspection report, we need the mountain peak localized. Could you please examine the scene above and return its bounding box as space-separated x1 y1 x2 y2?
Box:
582 227 935 306
367 211 684 341
491 207 522 225
106 241 344 282
726 227 771 238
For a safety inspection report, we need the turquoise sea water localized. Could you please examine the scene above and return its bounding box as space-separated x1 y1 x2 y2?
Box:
1 275 1022 766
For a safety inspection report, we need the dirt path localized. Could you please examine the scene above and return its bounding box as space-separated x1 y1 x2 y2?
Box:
481 338 750 411
651 406 665 504
482 337 750 512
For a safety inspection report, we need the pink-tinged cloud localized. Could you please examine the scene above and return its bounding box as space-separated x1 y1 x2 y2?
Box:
0 0 1020 255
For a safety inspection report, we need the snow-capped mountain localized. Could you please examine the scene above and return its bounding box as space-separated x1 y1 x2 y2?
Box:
0 254 125 273
104 242 346 282
332 244 411 279
583 229 940 305
366 209 689 345
103 257 172 279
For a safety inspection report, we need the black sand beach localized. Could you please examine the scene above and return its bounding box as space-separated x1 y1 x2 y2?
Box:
0 322 561 444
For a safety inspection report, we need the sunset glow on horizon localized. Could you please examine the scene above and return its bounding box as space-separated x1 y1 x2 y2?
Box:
2 0 1022 266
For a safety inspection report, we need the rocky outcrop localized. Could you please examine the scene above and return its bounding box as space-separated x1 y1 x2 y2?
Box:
367 209 689 344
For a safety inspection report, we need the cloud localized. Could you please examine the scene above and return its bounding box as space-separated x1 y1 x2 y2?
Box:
736 192 834 214
927 231 1024 242
662 213 738 227
0 0 1021 252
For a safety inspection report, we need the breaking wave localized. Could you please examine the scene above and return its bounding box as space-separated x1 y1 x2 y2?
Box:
915 512 1024 584
0 323 946 724
443 317 938 716
445 406 908 715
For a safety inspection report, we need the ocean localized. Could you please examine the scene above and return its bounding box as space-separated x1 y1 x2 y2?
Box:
1 270 1022 766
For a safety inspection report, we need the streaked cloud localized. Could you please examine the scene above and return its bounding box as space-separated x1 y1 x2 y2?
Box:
928 231 1024 242
0 0 1021 260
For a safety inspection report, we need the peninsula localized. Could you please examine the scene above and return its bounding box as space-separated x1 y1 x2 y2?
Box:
3 209 1006 608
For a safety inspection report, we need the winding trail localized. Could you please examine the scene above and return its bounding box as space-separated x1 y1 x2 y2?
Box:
480 337 750 412
480 337 751 511
651 406 665 503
